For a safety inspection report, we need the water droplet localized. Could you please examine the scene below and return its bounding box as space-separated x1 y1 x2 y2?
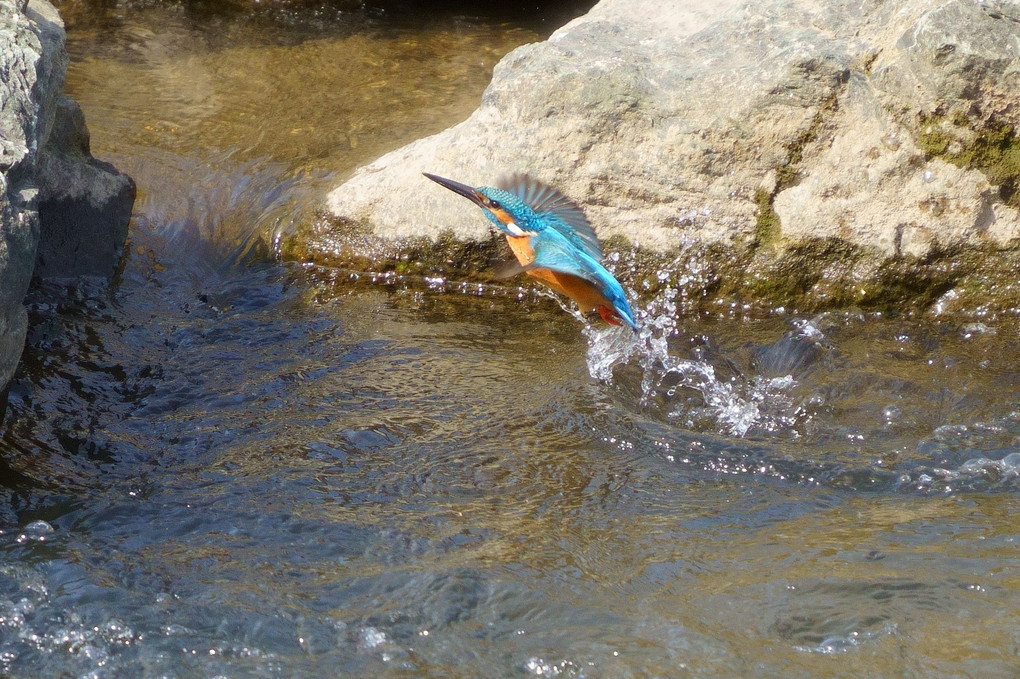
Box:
882 405 902 422
23 520 54 535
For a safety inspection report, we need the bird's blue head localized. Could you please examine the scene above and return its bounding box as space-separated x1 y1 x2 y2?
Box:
424 173 539 237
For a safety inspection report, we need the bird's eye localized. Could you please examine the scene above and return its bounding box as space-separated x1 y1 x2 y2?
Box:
487 199 501 210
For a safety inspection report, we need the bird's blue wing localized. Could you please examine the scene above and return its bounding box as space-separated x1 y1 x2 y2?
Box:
498 175 604 261
528 230 638 331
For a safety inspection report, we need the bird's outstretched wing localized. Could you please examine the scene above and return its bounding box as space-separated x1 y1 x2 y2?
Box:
498 175 604 261
495 229 637 331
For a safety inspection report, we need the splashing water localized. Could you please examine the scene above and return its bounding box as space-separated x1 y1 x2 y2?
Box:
583 254 806 437
584 315 777 438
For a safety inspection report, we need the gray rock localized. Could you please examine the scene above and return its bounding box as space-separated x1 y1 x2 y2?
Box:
0 0 135 419
35 95 136 279
777 0 1020 256
323 0 1020 261
0 0 60 415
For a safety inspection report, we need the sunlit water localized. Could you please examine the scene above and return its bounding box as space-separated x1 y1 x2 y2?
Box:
1 3 1019 677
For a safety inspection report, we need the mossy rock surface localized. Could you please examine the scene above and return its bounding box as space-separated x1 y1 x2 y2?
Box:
917 115 1020 208
283 212 1020 320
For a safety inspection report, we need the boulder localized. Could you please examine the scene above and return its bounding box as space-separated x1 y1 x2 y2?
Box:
0 0 61 416
318 0 1020 308
0 0 134 421
775 0 1020 256
34 94 135 279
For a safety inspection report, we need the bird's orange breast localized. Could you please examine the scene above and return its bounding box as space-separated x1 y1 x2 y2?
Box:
504 235 614 317
505 234 536 267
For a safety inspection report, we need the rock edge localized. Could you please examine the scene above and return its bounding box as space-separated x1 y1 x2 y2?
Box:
0 0 135 420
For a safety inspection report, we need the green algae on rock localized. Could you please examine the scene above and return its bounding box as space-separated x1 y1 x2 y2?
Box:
916 116 1020 208
286 210 1020 320
282 211 508 284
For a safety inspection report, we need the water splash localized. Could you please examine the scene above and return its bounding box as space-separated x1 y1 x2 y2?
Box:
585 321 797 437
915 451 1020 493
584 253 807 437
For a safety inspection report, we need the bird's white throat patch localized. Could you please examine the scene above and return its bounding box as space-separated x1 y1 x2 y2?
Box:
505 221 526 237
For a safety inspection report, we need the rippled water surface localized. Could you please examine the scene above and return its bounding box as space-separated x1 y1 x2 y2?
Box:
1 3 1019 677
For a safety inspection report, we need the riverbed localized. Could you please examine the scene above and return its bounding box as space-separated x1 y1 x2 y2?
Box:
1 3 1018 677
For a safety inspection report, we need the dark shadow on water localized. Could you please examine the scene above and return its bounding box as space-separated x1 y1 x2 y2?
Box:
56 0 598 39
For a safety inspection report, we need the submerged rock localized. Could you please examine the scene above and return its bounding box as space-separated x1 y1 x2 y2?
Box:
0 0 135 418
315 0 1020 313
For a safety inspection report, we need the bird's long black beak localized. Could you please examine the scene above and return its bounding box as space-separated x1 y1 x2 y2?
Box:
423 172 485 207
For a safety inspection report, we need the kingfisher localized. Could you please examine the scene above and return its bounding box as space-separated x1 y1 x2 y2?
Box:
423 172 638 332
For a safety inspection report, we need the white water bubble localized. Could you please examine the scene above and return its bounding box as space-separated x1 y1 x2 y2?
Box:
23 521 54 535
103 619 136 645
959 457 992 474
815 634 859 654
1001 452 1020 471
15 521 54 544
524 656 576 676
959 452 1020 482
0 598 33 628
795 622 896 654
359 627 387 650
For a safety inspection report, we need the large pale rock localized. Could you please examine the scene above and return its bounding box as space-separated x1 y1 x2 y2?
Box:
776 0 1020 256
773 73 1011 257
324 0 1020 260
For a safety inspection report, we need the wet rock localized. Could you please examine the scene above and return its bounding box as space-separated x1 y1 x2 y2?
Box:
0 0 135 418
34 95 136 279
1 0 59 418
327 0 757 250
318 0 1020 310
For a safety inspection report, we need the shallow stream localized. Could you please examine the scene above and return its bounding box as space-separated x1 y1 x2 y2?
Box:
1 3 1019 677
